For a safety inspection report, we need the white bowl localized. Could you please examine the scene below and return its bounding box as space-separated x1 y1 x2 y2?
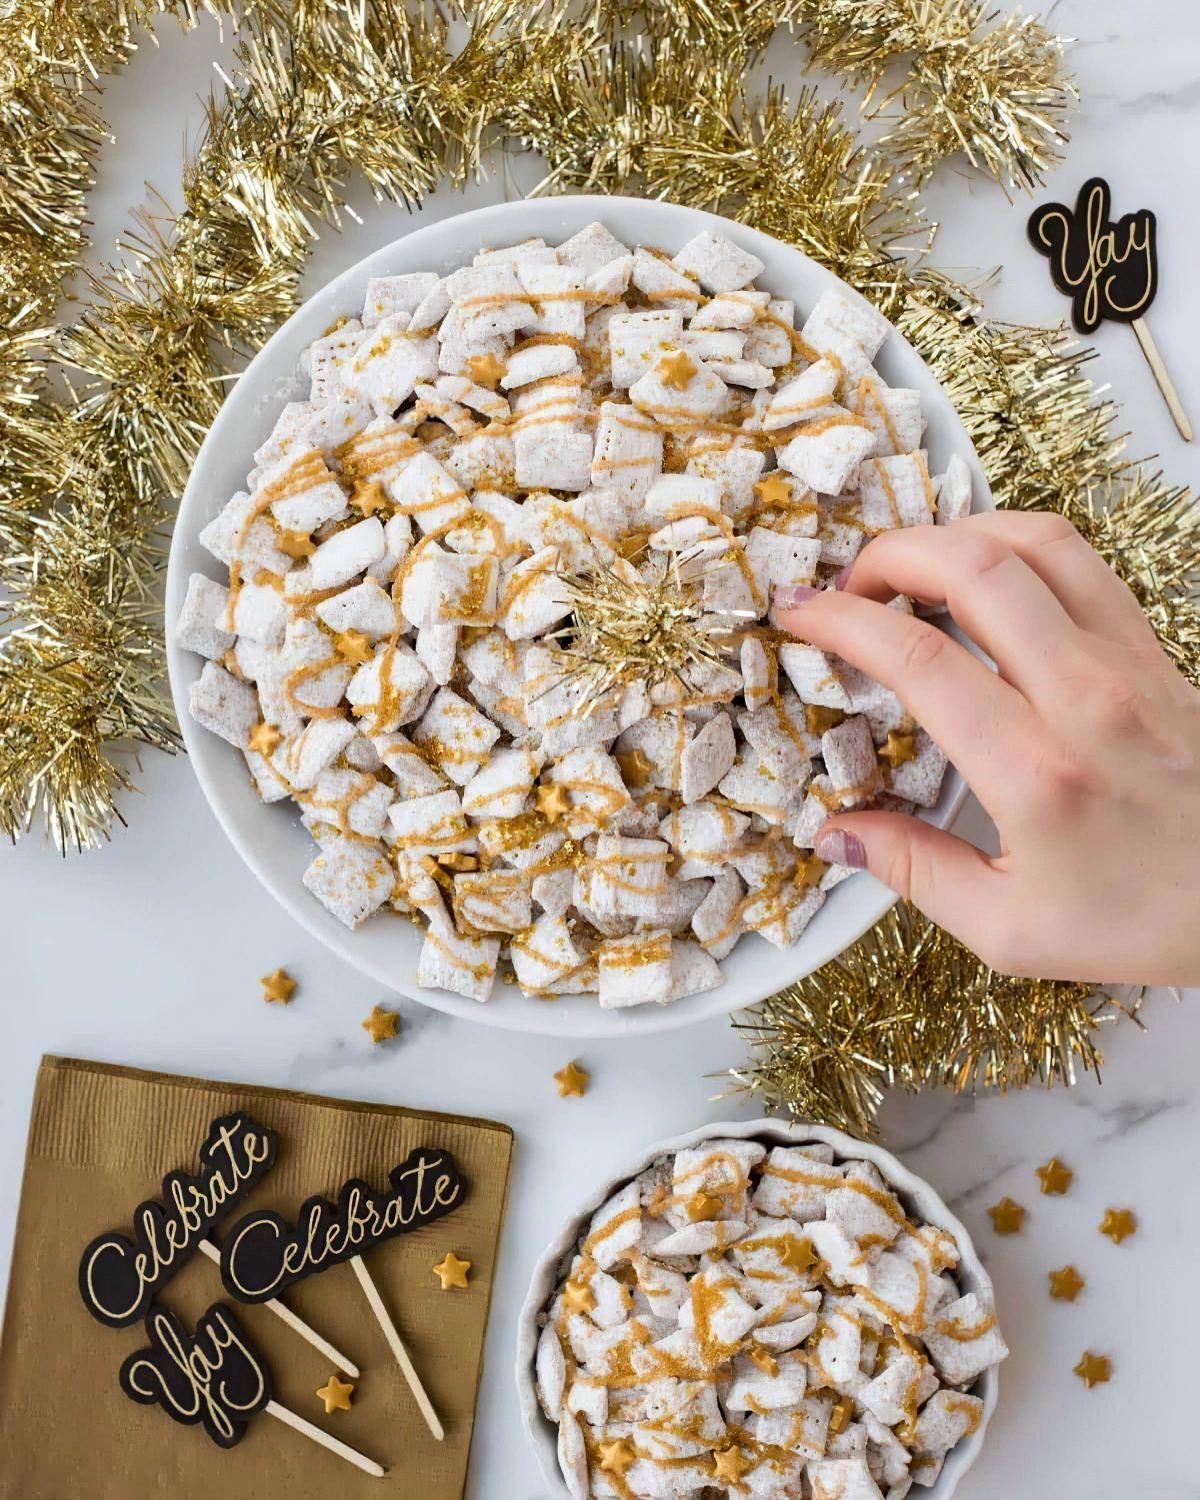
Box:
516 1118 999 1500
166 195 991 1037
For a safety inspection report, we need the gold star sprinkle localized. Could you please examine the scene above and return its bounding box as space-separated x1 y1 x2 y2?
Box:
615 747 655 789
260 968 297 1005
1099 1208 1136 1244
361 1004 399 1044
247 721 283 757
334 628 373 665
349 478 389 517
561 1278 596 1314
712 1445 752 1483
1074 1351 1111 1389
794 852 828 888
536 782 572 825
878 730 917 769
753 473 793 505
1049 1265 1085 1302
465 351 507 389
554 1061 589 1098
778 1237 819 1273
316 1374 354 1413
685 1193 724 1223
657 349 697 391
433 1252 471 1290
278 528 315 560
987 1197 1026 1235
1036 1158 1073 1195
829 1394 854 1434
805 704 844 736
747 1346 779 1376
598 1438 636 1480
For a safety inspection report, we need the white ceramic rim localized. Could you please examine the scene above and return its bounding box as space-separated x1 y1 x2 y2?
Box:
166 194 992 1037
516 1118 998 1500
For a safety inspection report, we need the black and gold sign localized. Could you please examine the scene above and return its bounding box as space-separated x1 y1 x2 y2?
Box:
1028 176 1157 334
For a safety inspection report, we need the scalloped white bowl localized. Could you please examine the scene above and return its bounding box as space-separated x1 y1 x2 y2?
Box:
517 1118 999 1500
166 195 991 1036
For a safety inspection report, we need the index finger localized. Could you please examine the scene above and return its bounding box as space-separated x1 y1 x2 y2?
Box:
774 588 1036 802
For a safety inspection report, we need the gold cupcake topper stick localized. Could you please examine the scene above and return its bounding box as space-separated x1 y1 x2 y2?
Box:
1029 177 1191 441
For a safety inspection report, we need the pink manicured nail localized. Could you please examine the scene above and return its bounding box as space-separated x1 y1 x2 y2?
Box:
772 584 819 611
815 827 868 869
834 562 855 591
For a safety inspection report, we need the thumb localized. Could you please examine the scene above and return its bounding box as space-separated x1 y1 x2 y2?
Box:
814 810 1000 943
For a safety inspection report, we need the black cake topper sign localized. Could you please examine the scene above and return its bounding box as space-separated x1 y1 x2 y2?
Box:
78 1112 277 1328
120 1302 384 1475
1028 176 1190 441
219 1145 464 1442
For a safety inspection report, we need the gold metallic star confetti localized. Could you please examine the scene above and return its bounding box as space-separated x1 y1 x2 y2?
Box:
657 350 697 390
1074 1351 1111 1389
1099 1208 1136 1244
804 704 845 737
561 1278 596 1314
987 1198 1026 1235
598 1438 636 1479
433 1252 471 1290
712 1446 752 1483
260 968 297 1005
247 721 283 757
361 1005 399 1044
778 1237 818 1273
878 731 917 769
747 1346 779 1376
349 478 389 517
536 782 572 825
277 529 316 560
753 473 793 505
334 628 373 665
615 747 654 789
465 352 507 389
1036 1157 1073 1195
1049 1265 1084 1302
554 1061 588 1098
316 1374 355 1413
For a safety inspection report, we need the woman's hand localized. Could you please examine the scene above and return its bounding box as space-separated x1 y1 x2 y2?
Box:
773 511 1200 985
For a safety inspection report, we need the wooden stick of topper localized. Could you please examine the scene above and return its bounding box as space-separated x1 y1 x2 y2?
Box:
219 1145 465 1444
1029 176 1191 441
76 1113 359 1378
120 1302 384 1477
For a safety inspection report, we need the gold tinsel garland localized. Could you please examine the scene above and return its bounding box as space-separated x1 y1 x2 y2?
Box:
0 0 1191 1128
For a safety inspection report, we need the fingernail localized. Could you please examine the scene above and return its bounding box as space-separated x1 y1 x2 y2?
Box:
815 827 868 869
834 562 855 591
772 584 819 611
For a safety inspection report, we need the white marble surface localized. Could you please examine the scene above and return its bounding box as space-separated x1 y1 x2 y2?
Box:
4 5 1200 1497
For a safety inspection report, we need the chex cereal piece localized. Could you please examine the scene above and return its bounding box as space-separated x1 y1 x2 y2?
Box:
859 452 937 532
764 359 842 431
744 527 822 605
718 744 796 825
199 489 292 578
501 344 579 389
840 663 912 746
885 728 947 808
806 1459 883 1500
665 940 724 1000
707 358 773 389
372 730 446 796
405 277 452 332
859 1351 940 1428
302 835 393 928
517 263 588 340
691 866 745 959
778 642 853 710
685 447 767 520
346 641 433 733
827 1160 903 1247
315 578 397 639
614 711 698 793
629 355 727 428
557 221 631 275
672 230 764 294
229 578 286 646
416 898 499 1002
608 309 685 388
852 375 922 456
753 1145 841 1220
452 869 532 935
342 315 439 416
308 321 370 401
597 929 673 1008
548 745 631 837
302 767 394 840
511 912 591 995
445 262 530 340
738 704 810 785
743 298 794 366
309 516 386 590
936 452 972 524
910 1391 984 1460
253 400 315 468
680 711 737 804
411 686 501 786
386 788 475 857
188 661 260 748
392 450 471 533
659 801 750 878
415 614 456 685
270 717 357 790
175 574 234 659
823 715 881 806
630 249 701 314
435 373 510 423
297 391 374 459
361 272 440 329
461 745 538 819
474 237 557 266
804 288 892 362
677 328 747 362
588 835 671 921
741 874 824 948
923 1292 1008 1385
726 1350 808 1412
514 427 593 491
777 416 876 496
590 401 665 506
